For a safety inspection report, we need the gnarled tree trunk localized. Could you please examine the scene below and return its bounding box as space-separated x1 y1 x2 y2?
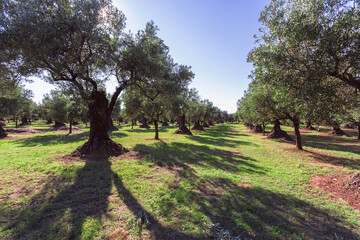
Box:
108 116 118 131
54 121 65 129
191 120 204 130
175 114 192 135
0 125 7 138
20 117 30 126
330 122 348 136
268 119 293 141
139 117 150 129
161 121 169 127
251 124 263 133
203 121 210 128
305 120 315 130
72 91 126 157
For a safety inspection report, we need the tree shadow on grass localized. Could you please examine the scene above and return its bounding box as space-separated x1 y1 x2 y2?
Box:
186 124 257 148
302 135 360 155
160 177 359 239
2 159 194 239
304 150 360 170
131 138 359 239
123 127 167 134
13 131 128 147
134 141 265 175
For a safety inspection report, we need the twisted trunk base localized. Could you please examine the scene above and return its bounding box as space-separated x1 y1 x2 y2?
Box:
175 115 192 135
305 121 315 130
251 124 263 133
0 125 7 139
330 126 348 136
72 137 127 158
268 120 293 141
71 91 127 158
191 121 205 131
161 121 169 127
203 122 210 128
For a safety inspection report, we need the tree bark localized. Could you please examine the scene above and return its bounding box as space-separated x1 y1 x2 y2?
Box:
305 120 315 130
20 117 28 126
0 125 7 138
72 91 126 157
251 124 263 133
262 123 267 135
154 120 159 140
268 119 293 141
330 122 348 136
292 118 303 150
203 121 210 128
161 121 169 127
358 123 360 140
108 116 118 131
139 117 150 129
191 120 205 130
175 114 192 135
54 121 65 129
69 119 73 134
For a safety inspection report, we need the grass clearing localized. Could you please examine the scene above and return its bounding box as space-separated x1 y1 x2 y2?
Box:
1 122 360 239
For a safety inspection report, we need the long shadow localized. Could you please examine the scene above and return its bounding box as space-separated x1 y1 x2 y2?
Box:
4 160 112 239
187 124 257 148
302 134 360 155
160 177 359 239
2 159 195 239
305 150 360 170
123 127 167 133
188 135 257 148
134 141 265 175
112 172 196 239
13 131 128 147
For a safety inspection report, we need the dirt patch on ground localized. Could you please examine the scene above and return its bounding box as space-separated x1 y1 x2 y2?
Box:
50 126 83 132
236 182 252 188
51 151 149 164
311 173 360 212
5 128 43 135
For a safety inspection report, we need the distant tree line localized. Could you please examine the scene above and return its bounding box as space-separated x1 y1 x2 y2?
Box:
0 0 233 156
236 0 360 150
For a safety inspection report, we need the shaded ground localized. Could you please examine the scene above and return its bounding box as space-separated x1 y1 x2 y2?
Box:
50 125 83 132
5 128 43 135
271 126 360 214
1 123 360 239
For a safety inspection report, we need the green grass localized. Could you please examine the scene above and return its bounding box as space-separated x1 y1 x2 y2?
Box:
0 121 360 239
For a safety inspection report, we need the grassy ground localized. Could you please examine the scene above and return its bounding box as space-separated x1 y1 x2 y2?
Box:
0 121 359 239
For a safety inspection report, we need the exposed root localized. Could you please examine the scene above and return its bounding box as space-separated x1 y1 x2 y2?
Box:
191 125 205 131
174 127 192 135
268 129 293 141
72 138 128 158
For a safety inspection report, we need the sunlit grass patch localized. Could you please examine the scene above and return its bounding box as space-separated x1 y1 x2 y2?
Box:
0 122 359 239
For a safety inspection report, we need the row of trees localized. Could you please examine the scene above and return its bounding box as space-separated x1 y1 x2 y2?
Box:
237 0 360 150
0 0 231 156
0 0 194 156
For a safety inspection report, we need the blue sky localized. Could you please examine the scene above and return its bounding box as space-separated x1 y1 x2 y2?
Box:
26 0 270 113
